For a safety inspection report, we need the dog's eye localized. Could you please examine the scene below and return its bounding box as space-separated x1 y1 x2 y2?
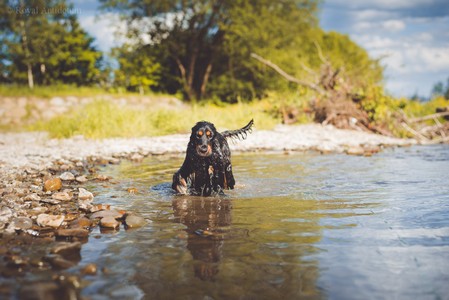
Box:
197 130 204 137
206 130 211 137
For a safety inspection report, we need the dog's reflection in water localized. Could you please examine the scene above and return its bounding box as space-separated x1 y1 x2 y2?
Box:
172 196 232 281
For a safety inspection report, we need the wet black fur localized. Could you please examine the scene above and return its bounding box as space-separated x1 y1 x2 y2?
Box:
172 119 254 196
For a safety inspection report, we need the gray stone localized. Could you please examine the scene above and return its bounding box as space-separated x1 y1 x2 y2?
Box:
78 188 93 201
125 214 147 228
90 209 123 220
23 193 41 201
52 191 72 201
36 214 64 228
9 217 33 230
0 206 13 223
59 171 75 181
75 175 88 183
100 216 120 229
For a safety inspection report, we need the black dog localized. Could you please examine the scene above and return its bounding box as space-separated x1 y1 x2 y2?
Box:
172 119 254 196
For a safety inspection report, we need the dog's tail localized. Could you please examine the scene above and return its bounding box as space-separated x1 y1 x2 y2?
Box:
221 119 254 140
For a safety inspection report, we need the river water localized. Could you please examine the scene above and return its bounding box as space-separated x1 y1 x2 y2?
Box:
78 145 449 299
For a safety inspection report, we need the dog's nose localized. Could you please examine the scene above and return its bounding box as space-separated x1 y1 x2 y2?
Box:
200 144 208 151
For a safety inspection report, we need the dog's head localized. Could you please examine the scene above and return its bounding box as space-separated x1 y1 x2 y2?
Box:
190 121 216 157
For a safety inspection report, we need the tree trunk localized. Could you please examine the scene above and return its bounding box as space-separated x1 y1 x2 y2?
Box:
199 62 213 99
175 57 195 100
19 0 33 89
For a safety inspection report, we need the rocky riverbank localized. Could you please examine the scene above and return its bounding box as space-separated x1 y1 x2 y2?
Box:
0 124 415 298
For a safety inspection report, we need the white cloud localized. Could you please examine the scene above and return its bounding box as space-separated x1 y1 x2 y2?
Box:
383 20 406 31
327 0 437 10
355 19 406 33
78 13 127 52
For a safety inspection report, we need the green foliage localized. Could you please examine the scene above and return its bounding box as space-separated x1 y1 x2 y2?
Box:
263 90 314 124
0 0 102 86
431 76 449 99
403 96 449 118
112 44 160 94
30 99 278 139
0 83 129 98
100 0 320 102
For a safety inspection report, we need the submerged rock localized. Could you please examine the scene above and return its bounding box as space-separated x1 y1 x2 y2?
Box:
44 178 62 192
37 214 64 228
44 254 77 269
125 214 146 229
69 217 92 229
8 217 33 231
100 216 120 229
81 263 97 275
50 242 82 255
90 209 123 220
56 228 89 238
127 187 138 194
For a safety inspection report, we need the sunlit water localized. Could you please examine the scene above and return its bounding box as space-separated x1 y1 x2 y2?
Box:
76 145 449 299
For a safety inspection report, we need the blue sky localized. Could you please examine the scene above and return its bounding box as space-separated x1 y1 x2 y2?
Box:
73 0 449 98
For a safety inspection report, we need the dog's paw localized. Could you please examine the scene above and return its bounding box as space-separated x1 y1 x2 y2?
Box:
174 175 188 194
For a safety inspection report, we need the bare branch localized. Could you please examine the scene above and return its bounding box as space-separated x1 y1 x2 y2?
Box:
250 53 324 93
409 111 449 123
313 40 327 64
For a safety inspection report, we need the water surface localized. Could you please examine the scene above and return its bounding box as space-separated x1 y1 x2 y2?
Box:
79 145 449 299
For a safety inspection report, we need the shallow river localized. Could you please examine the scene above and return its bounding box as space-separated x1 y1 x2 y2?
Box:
79 145 449 299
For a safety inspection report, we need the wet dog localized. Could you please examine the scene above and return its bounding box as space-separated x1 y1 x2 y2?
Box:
172 119 254 196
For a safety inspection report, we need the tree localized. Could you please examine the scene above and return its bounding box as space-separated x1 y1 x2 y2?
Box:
431 77 449 100
112 44 160 94
100 0 319 101
0 0 102 87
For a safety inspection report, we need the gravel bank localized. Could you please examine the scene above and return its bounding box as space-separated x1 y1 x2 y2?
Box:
1 124 415 174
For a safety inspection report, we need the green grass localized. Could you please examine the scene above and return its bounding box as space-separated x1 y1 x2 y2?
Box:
0 84 137 98
30 99 280 139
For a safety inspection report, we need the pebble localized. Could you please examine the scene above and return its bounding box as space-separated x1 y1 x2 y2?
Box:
44 254 76 269
69 217 92 229
95 174 109 181
52 191 72 201
90 204 110 213
0 206 13 223
40 198 60 205
100 216 120 229
8 217 33 231
50 241 82 255
56 228 89 238
346 146 365 156
81 263 97 275
36 214 65 228
78 199 93 211
125 214 146 228
127 187 138 194
75 175 88 183
90 209 123 220
23 193 41 201
78 188 94 201
19 282 62 299
60 172 75 181
44 178 62 192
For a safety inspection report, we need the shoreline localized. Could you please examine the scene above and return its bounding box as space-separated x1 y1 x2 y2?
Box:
0 123 415 173
0 124 417 297
0 123 417 236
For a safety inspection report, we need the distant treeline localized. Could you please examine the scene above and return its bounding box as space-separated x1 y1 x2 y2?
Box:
1 0 447 103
